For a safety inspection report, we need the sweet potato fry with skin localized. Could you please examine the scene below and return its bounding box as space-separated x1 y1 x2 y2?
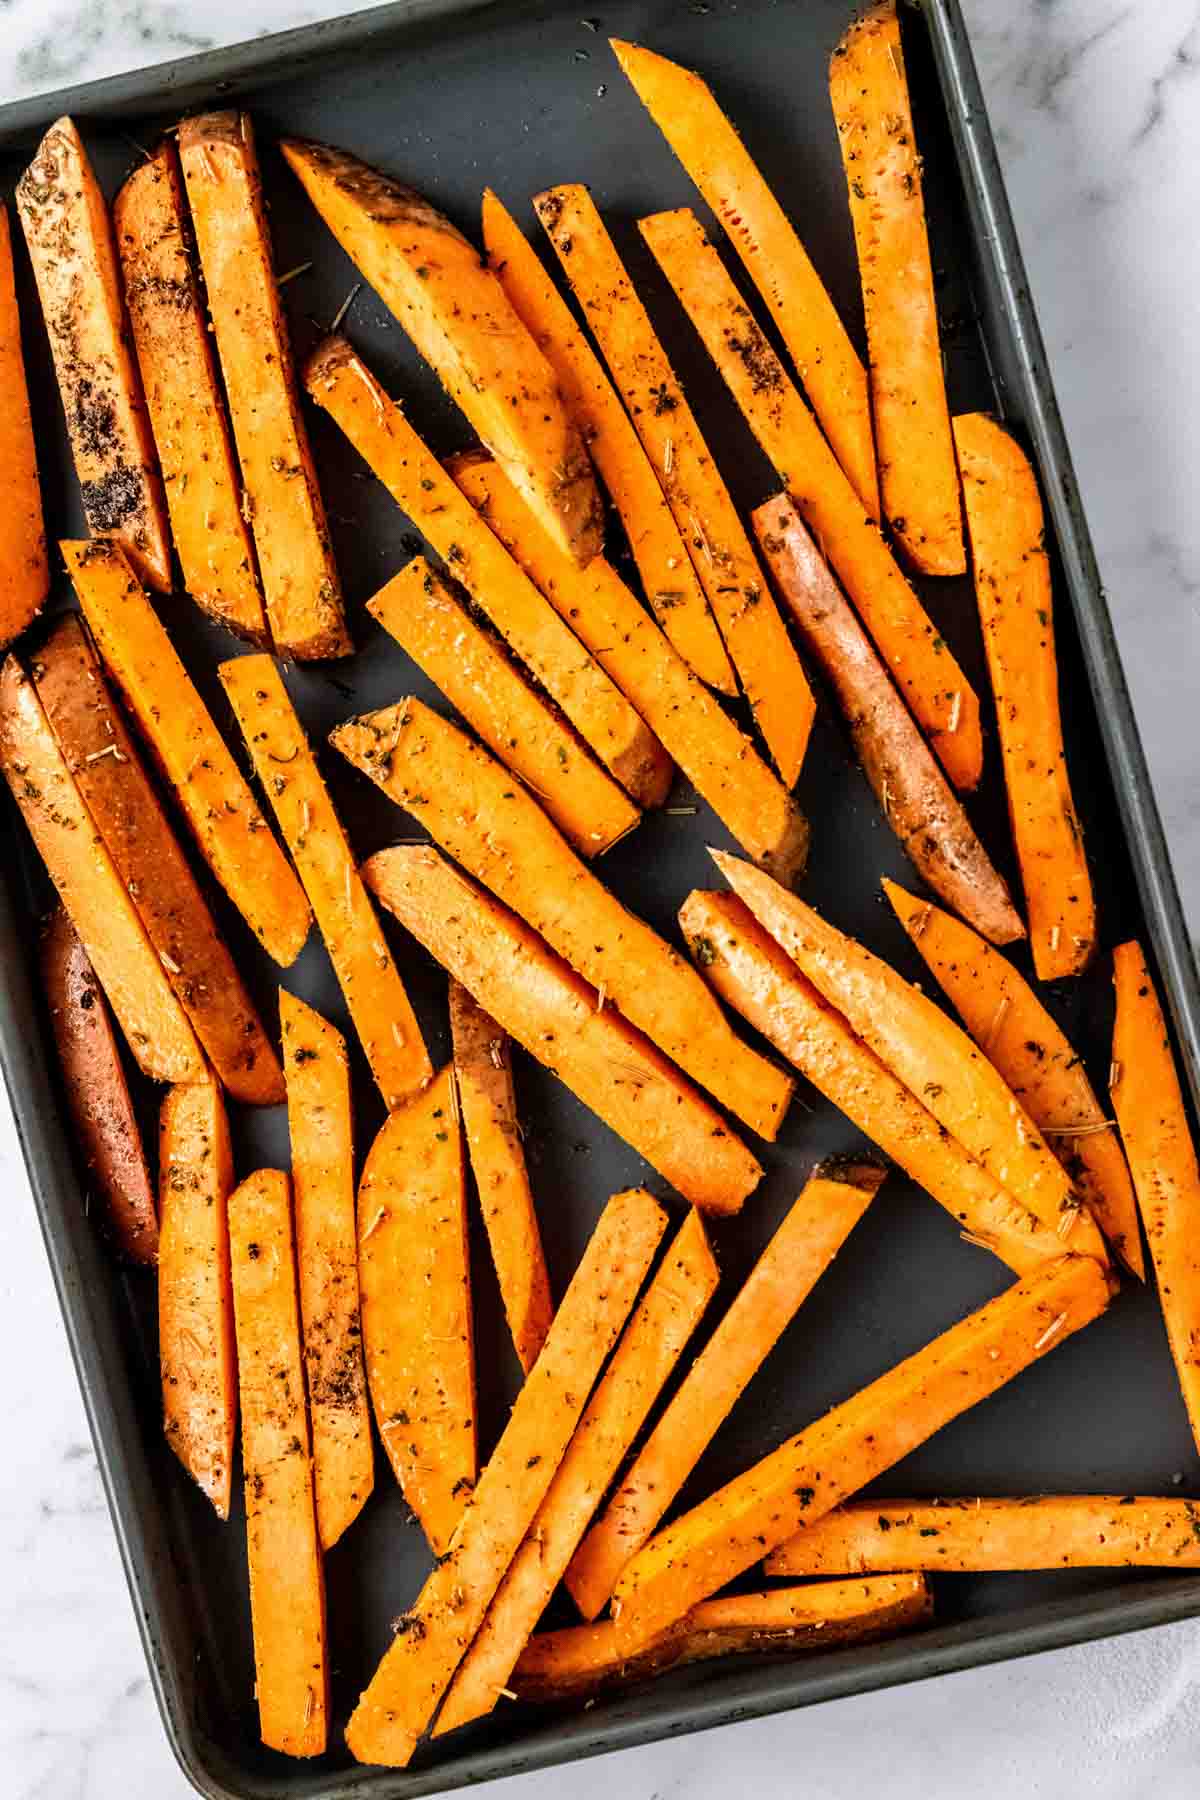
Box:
954 411 1096 978
610 39 879 520
752 496 1020 942
766 1497 1200 1577
334 697 791 1139
41 907 157 1263
282 991 373 1551
513 1575 932 1702
712 852 1105 1256
305 337 664 807
0 205 48 646
613 1252 1112 1647
370 559 640 859
228 1169 328 1758
365 846 763 1215
345 1188 667 1767
33 614 283 1106
17 119 170 592
114 143 269 646
480 189 733 691
830 4 965 575
1111 941 1200 1450
886 882 1141 1276
436 1208 718 1733
179 114 349 661
448 452 809 883
158 1078 236 1516
1 654 202 1083
220 655 430 1107
680 890 1080 1273
63 539 312 968
568 1159 884 1620
281 138 601 566
450 981 552 1376
357 1068 475 1554
639 206 981 793
536 185 816 788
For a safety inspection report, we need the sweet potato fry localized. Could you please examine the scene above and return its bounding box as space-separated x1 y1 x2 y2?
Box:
179 114 349 661
33 614 283 1105
639 206 981 792
364 846 763 1215
886 882 1141 1275
281 138 601 566
41 907 157 1262
766 1497 1200 1577
751 495 1020 941
305 336 665 807
220 654 430 1106
0 204 48 646
712 852 1106 1256
449 981 552 1376
480 188 733 690
16 119 170 591
514 1574 932 1702
282 990 373 1551
228 1169 328 1757
334 697 791 1139
345 1187 667 1767
613 1252 1112 1646
610 38 879 520
680 890 1080 1272
829 3 965 575
536 185 816 788
370 559 639 858
64 539 312 968
158 1078 236 1516
448 451 809 883
435 1208 717 1733
357 1067 475 1554
954 411 1096 978
1111 941 1200 1450
1 653 202 1083
114 142 269 645
568 1158 884 1619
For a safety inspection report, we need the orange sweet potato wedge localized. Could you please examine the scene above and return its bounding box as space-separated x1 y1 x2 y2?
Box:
0 204 49 646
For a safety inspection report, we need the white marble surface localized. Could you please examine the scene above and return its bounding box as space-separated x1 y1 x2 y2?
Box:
1 1 1198 1795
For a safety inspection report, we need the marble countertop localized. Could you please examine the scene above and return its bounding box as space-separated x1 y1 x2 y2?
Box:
1 0 1198 1795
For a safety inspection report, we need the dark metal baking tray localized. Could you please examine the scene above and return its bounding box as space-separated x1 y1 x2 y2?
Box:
2 0 1198 1794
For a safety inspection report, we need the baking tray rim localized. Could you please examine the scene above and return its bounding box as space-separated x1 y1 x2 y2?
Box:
2 0 1199 1795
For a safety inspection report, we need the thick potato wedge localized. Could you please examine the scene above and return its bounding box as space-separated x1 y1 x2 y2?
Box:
220 654 431 1106
158 1078 237 1517
114 142 269 645
228 1169 329 1758
282 991 373 1551
345 1188 667 1767
611 38 879 520
357 1067 476 1555
364 846 763 1216
0 204 49 646
64 539 312 968
33 614 283 1105
370 559 640 859
480 188 732 690
449 452 809 884
1 653 202 1083
613 1253 1112 1646
281 138 602 566
40 906 157 1262
17 118 170 591
179 113 349 661
752 494 1020 943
